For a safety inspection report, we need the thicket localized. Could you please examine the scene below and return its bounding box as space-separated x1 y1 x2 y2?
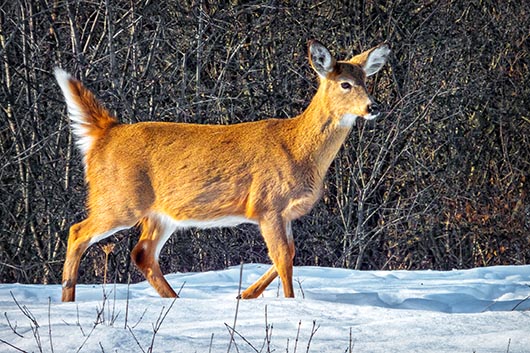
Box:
1 0 528 286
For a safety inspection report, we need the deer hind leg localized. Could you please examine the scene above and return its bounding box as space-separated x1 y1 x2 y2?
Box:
240 220 295 299
62 218 129 302
131 214 178 298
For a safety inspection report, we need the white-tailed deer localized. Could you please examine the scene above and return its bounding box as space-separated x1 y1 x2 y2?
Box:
55 40 390 302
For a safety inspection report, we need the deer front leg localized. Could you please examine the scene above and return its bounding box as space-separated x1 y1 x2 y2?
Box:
241 218 295 298
239 265 278 299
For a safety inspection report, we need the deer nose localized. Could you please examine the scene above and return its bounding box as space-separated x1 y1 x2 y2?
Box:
367 103 380 116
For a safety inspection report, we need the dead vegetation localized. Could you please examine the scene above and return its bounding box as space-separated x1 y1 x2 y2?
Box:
0 0 528 286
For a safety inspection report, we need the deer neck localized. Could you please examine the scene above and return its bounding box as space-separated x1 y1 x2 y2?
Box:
291 91 352 179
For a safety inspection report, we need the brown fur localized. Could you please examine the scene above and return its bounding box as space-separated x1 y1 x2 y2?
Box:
57 40 390 301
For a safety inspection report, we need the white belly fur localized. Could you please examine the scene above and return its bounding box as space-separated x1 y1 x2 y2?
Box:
151 212 257 259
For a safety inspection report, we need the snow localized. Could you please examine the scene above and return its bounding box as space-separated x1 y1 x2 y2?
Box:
1 264 530 352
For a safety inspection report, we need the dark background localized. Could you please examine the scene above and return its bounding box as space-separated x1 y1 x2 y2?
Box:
1 0 528 286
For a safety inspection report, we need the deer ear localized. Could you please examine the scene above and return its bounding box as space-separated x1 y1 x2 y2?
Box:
308 40 336 78
350 43 390 76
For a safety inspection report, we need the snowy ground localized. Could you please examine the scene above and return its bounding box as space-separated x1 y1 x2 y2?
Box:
1 264 530 353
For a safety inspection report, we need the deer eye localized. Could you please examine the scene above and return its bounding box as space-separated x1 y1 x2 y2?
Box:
340 82 352 90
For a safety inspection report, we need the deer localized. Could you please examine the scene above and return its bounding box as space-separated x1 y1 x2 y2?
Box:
54 40 390 302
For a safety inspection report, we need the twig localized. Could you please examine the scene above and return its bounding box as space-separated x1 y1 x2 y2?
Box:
345 327 356 353
127 325 146 353
109 271 120 326
0 338 26 353
147 297 177 353
95 290 107 325
305 321 320 353
263 305 273 353
4 312 24 338
225 323 258 353
76 304 86 336
208 333 214 353
227 261 244 353
177 281 186 296
511 287 530 311
124 273 131 329
293 320 301 353
296 277 305 299
10 291 43 353
10 291 38 327
131 307 148 329
511 295 530 311
48 298 55 353
100 243 116 326
76 324 98 353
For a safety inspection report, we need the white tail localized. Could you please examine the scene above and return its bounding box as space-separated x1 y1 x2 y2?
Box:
55 40 390 302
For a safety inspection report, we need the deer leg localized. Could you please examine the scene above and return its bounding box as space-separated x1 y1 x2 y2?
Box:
239 265 278 299
241 218 294 299
131 216 178 298
62 218 128 302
